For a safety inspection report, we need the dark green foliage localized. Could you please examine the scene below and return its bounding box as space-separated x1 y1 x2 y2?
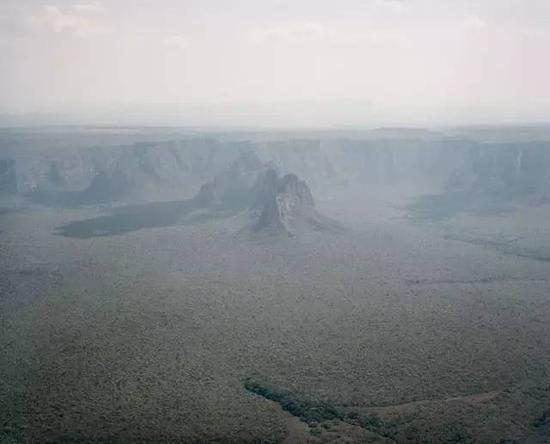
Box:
243 378 388 436
532 409 550 429
243 378 339 423
441 424 474 443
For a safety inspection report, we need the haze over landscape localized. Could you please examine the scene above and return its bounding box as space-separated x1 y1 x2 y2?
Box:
2 0 550 125
2 1 550 443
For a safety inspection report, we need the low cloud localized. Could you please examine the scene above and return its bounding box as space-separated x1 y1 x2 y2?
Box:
375 0 404 13
249 21 404 47
32 5 107 37
463 15 488 31
249 21 327 44
165 34 189 50
73 2 105 14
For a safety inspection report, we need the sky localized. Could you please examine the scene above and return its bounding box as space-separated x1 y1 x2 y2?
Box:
1 0 550 126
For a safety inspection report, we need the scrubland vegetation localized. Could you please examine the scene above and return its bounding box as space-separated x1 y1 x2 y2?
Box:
1 127 550 442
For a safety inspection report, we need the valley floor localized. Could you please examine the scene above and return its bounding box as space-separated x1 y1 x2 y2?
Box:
1 198 550 443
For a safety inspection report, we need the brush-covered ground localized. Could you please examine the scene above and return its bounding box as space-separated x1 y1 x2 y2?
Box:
1 194 550 443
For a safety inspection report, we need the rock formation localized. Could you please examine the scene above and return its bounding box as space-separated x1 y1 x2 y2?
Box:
253 168 334 236
191 154 337 236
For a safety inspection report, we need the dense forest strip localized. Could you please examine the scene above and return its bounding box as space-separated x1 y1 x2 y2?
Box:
242 378 397 441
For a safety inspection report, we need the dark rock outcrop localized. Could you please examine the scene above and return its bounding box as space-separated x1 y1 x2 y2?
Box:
253 168 335 236
190 155 337 235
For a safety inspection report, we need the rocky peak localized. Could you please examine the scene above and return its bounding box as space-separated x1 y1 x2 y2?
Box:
254 168 329 236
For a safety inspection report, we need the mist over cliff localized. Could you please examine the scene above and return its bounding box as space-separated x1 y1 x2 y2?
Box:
3 127 549 212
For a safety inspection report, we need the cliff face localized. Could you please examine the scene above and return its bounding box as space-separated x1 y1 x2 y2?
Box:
0 159 17 195
8 139 247 205
253 169 331 236
442 143 550 207
2 131 550 208
0 136 472 203
193 151 263 209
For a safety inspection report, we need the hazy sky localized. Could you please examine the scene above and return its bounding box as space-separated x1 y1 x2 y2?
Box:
1 0 550 125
